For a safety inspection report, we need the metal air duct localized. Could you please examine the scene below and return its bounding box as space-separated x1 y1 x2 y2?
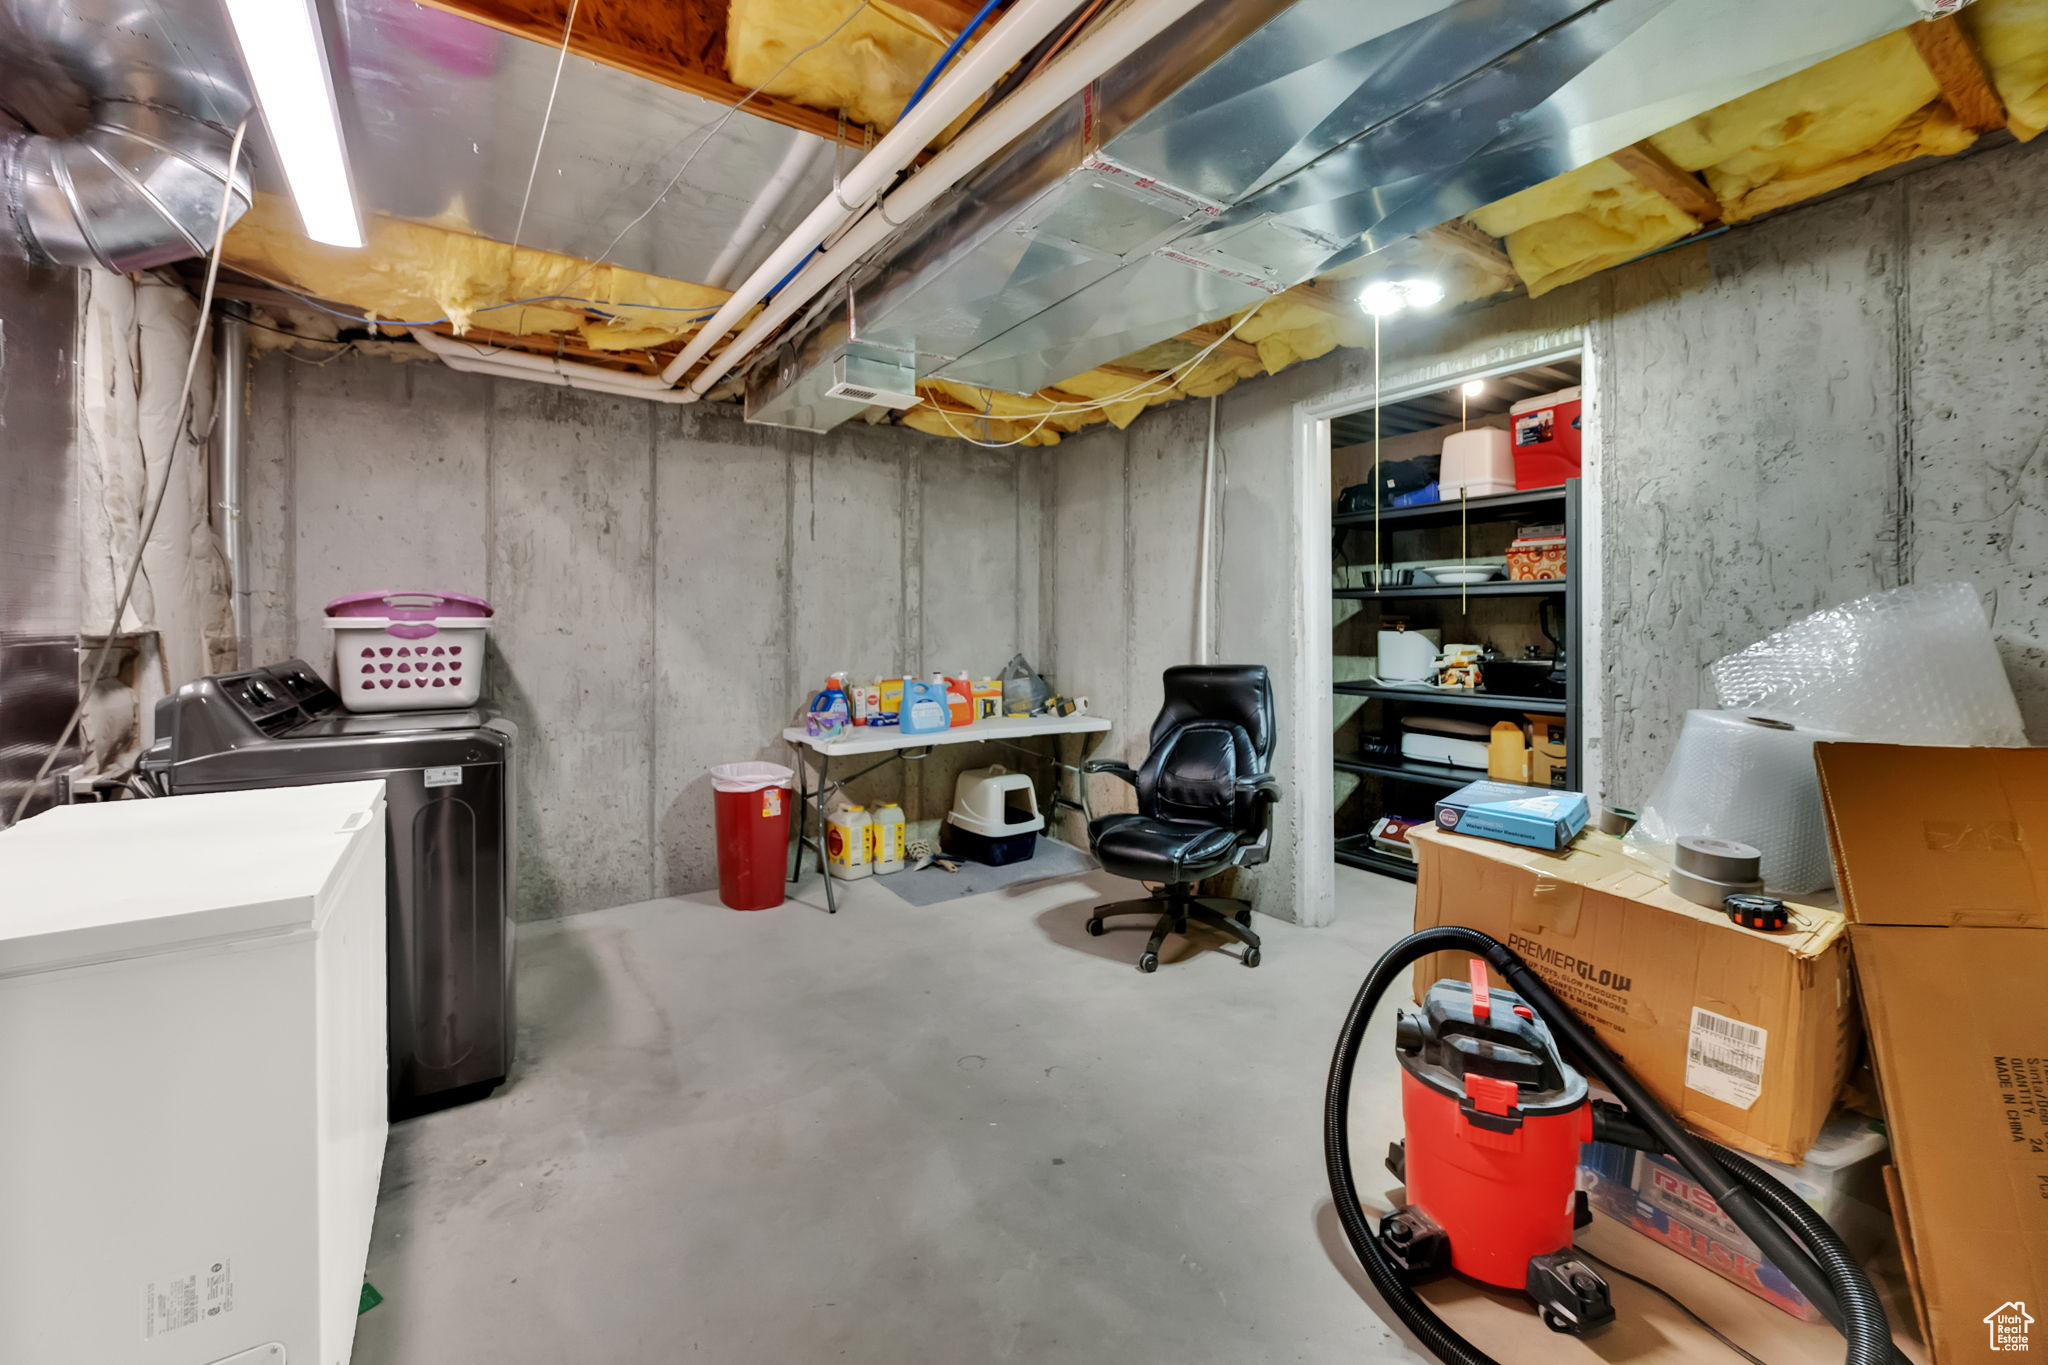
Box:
0 0 252 272
746 0 1921 432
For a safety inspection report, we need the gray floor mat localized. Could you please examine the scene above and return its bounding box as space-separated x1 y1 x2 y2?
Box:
875 836 1098 906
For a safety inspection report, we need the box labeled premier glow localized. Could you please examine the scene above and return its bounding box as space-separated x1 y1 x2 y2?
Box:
1409 825 1855 1162
1434 780 1588 850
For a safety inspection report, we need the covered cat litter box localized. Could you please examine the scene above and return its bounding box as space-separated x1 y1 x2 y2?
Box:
941 765 1044 866
325 591 493 712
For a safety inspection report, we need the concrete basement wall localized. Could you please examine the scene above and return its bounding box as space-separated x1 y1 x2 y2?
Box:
245 362 1042 919
1047 132 2048 927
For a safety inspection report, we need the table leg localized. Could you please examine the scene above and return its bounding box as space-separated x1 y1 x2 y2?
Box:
789 747 808 884
817 751 838 915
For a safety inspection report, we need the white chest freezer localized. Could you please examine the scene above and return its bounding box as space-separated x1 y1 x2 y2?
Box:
0 782 389 1365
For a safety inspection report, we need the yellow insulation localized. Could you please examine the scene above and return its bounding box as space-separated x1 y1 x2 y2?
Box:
224 196 733 351
1966 0 2048 139
1456 15 2048 295
726 0 975 136
1650 29 1970 221
1471 156 1698 297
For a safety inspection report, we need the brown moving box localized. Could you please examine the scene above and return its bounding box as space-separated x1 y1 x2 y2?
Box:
1816 743 2048 1364
1411 824 1856 1163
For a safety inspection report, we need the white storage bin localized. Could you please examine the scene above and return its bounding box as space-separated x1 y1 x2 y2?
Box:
948 764 1045 836
323 591 493 712
1439 426 1514 498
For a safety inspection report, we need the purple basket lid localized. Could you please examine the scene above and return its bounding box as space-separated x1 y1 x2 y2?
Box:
325 590 494 622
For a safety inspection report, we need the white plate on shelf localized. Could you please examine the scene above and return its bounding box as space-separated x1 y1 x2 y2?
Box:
1421 564 1503 585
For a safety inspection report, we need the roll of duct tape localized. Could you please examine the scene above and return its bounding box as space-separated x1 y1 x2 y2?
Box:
1674 835 1764 884
1595 805 1638 837
1670 865 1767 910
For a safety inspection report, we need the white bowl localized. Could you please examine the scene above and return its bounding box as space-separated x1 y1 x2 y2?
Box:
1422 564 1502 586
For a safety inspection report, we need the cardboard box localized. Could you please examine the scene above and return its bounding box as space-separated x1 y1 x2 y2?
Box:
1434 780 1589 850
1579 1112 1891 1321
1526 711 1568 789
1816 743 2048 1363
1411 825 1857 1162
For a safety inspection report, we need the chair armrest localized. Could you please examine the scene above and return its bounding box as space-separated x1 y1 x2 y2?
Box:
1083 759 1138 787
1235 774 1282 803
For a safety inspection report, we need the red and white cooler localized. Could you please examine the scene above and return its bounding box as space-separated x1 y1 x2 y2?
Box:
1509 385 1582 488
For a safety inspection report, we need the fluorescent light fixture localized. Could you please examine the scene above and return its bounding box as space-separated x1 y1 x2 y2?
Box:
1357 277 1446 317
1461 379 1487 398
223 0 363 249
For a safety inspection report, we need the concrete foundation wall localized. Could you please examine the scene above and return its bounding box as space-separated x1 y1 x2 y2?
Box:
247 358 1040 919
1045 133 2048 925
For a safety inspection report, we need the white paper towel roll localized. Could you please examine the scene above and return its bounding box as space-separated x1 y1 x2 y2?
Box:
1623 710 1849 895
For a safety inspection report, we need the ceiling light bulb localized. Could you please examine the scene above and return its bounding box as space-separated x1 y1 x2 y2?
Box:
1405 278 1446 309
223 0 363 249
1462 379 1486 398
1358 277 1448 317
1358 280 1408 317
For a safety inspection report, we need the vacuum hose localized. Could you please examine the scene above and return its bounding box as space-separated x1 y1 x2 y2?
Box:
1324 926 1903 1365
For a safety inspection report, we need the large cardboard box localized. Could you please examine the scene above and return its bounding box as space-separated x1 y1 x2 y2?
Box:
1411 825 1857 1163
1816 743 2048 1364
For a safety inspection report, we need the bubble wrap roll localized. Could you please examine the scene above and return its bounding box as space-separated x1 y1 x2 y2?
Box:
1709 582 2024 746
1623 710 1850 895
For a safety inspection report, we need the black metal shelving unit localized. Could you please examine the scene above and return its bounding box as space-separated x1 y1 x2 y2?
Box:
1333 479 1583 883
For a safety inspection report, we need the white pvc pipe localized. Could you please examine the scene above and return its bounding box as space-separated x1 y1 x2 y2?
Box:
1195 393 1216 663
659 0 1089 386
410 328 699 403
703 138 829 289
680 0 1209 399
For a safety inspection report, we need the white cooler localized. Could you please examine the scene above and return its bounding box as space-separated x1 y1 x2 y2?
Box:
0 783 389 1365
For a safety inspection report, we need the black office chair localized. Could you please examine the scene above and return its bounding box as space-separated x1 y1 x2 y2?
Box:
1083 664 1281 973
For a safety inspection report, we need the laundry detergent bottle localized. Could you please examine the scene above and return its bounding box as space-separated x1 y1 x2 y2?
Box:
809 673 851 727
901 676 950 735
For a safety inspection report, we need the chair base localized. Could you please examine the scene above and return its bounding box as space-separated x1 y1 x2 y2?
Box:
1086 885 1262 973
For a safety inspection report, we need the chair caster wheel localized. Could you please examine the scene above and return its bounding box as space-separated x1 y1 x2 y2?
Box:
1243 946 1261 967
1137 952 1159 973
1086 918 1105 936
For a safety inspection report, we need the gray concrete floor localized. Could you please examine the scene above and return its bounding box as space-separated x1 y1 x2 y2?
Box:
351 864 1881 1365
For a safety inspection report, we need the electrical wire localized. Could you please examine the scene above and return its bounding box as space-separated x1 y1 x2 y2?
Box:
508 0 582 256
927 299 1271 448
897 0 1005 120
1575 1251 1770 1365
232 271 724 329
1021 0 1107 83
568 2 875 295
9 121 249 827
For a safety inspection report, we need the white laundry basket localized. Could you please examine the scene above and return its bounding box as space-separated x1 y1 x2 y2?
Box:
323 591 493 712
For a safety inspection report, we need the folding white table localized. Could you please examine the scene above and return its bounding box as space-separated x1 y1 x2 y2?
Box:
781 713 1111 913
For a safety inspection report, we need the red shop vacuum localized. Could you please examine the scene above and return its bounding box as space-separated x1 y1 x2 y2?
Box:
1325 926 1907 1365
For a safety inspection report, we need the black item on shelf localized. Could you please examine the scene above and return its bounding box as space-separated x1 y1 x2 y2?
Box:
1478 657 1566 699
1358 732 1398 761
1338 455 1440 514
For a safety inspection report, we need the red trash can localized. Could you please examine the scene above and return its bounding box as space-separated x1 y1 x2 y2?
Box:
711 762 794 910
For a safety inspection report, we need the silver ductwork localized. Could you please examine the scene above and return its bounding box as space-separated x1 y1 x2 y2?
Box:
0 0 251 272
748 0 1919 432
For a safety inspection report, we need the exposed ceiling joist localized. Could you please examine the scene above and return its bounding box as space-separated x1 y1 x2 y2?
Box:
412 0 870 147
1907 14 2008 135
1279 280 1357 321
1425 219 1517 277
1178 323 1260 363
886 0 986 29
1608 140 1723 223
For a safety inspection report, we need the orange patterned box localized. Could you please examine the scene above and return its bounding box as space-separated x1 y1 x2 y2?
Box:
1506 535 1567 582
